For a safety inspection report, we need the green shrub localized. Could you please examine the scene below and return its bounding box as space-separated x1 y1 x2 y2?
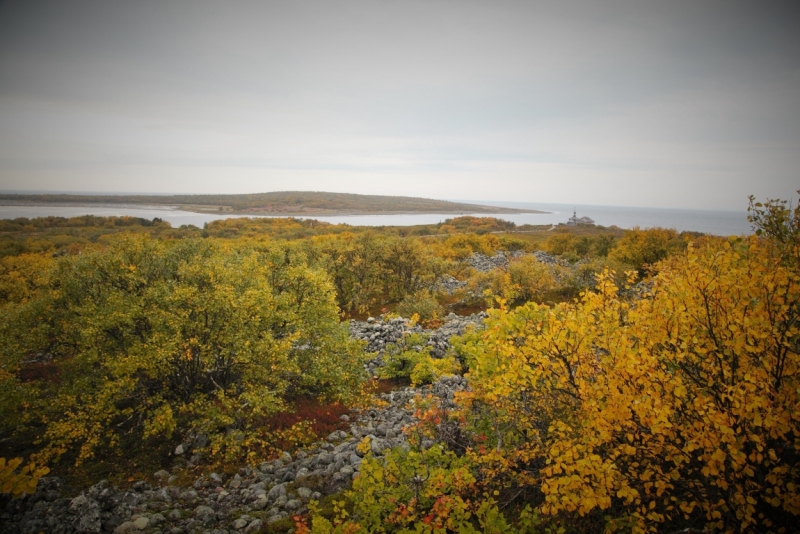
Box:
0 235 367 466
396 290 443 324
379 333 431 381
409 354 462 387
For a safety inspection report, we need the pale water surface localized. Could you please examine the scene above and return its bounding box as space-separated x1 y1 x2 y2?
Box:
0 202 752 236
469 201 752 236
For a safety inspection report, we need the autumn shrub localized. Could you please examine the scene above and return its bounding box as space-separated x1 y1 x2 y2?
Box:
560 256 635 296
545 233 587 261
505 255 558 303
307 232 385 312
307 228 800 532
299 443 490 533
748 191 800 265
0 253 53 305
455 269 496 307
607 226 687 271
497 236 531 252
0 253 56 435
396 290 444 325
437 216 516 235
0 235 367 466
409 354 462 387
379 333 432 382
535 241 798 532
466 237 798 533
438 234 502 259
382 237 448 300
544 232 615 261
0 457 49 498
460 256 558 307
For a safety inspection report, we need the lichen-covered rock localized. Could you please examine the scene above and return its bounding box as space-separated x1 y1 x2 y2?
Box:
370 437 387 456
194 504 216 525
296 487 313 502
284 499 302 511
245 518 264 532
266 483 286 501
69 494 102 533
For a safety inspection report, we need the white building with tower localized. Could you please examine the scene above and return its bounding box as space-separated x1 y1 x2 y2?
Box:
566 210 595 226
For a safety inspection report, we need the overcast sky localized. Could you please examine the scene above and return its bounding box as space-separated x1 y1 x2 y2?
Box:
0 1 798 210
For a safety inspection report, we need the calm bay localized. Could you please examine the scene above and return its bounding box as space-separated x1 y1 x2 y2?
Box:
0 201 752 236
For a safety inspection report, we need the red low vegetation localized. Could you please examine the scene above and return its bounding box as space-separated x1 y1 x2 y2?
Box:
17 361 60 384
263 397 350 440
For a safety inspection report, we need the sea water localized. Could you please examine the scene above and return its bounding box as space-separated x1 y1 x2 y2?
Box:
463 201 752 236
0 201 752 236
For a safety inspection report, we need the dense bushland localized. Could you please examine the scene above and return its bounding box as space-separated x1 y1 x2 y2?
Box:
0 236 366 469
6 193 789 534
298 196 799 533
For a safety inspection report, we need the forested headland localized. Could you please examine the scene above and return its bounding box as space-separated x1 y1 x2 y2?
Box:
0 191 544 215
1 194 798 534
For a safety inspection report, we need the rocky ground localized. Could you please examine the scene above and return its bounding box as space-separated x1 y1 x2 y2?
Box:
2 375 469 534
463 250 563 272
349 312 485 363
2 317 475 534
465 250 523 272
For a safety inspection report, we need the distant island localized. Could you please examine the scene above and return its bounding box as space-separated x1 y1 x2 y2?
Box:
0 191 547 216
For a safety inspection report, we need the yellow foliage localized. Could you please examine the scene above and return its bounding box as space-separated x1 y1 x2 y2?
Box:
1 235 366 465
323 231 800 533
439 233 502 259
0 253 53 305
0 457 49 498
465 237 800 532
463 255 558 306
396 290 443 325
607 227 687 270
410 354 462 387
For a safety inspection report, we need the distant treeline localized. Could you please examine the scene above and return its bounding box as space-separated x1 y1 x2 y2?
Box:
0 191 538 214
0 214 165 230
0 215 547 257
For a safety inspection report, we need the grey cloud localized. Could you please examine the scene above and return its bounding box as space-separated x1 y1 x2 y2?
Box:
0 0 798 209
